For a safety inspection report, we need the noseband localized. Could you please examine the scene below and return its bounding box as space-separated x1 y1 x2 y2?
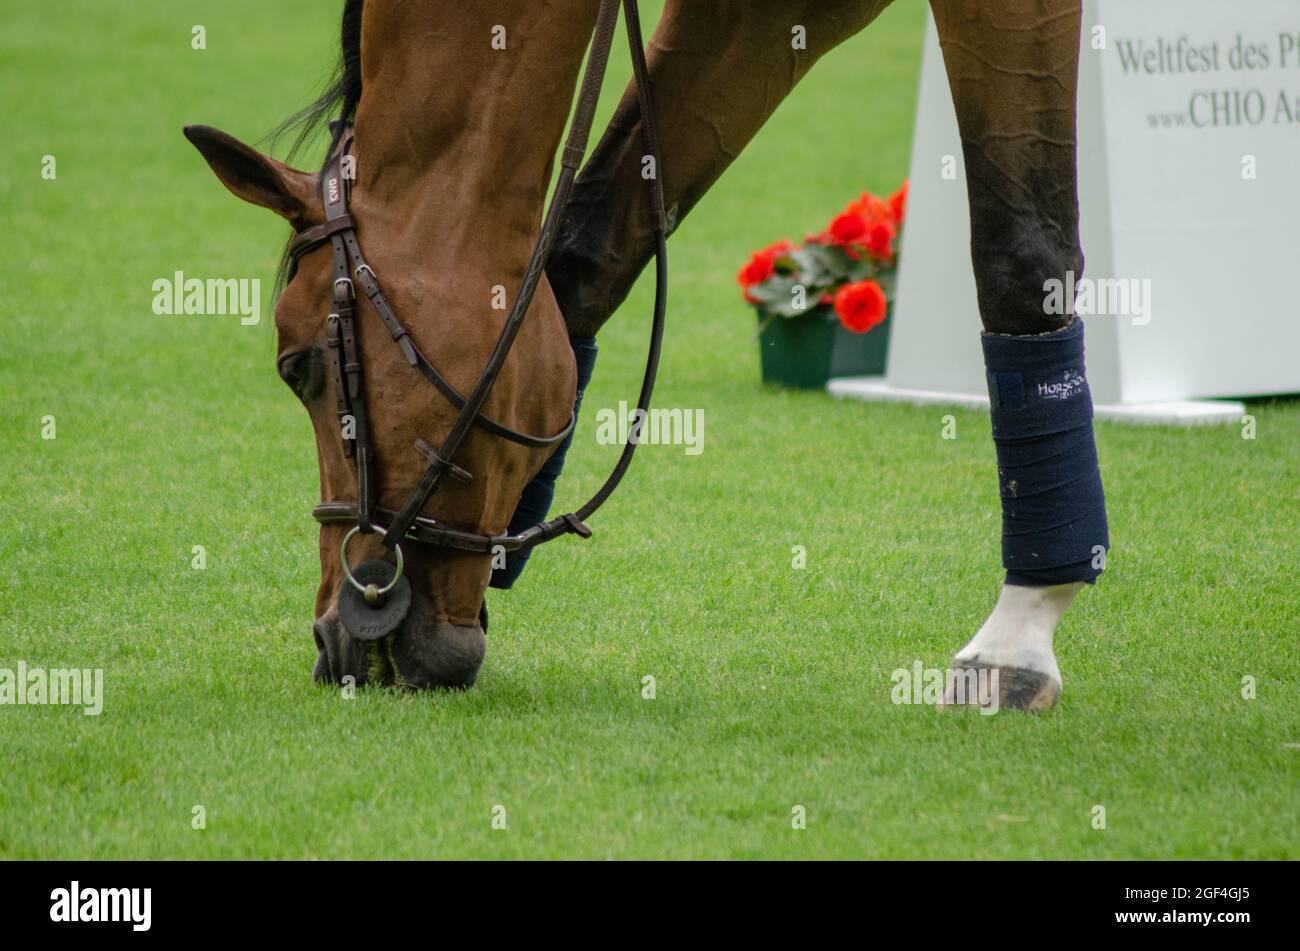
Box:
286 0 666 605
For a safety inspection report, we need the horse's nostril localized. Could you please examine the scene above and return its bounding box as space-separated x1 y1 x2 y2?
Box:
311 617 336 685
387 617 487 690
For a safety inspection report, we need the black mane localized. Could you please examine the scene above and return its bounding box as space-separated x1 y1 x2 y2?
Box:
268 0 364 291
266 0 363 164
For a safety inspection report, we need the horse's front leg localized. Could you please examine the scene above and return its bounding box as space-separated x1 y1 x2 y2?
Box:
931 0 1108 711
548 0 895 337
494 0 891 589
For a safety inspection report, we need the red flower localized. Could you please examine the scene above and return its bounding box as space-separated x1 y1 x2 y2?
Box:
827 211 868 245
863 220 896 259
833 280 888 334
848 192 891 224
737 240 793 289
888 181 908 224
737 254 775 287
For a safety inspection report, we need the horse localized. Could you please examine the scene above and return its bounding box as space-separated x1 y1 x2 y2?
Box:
186 0 1106 709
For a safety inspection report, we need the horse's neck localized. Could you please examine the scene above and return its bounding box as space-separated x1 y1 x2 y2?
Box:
349 2 601 264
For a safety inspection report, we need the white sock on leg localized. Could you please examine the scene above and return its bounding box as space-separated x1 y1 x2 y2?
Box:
953 581 1085 686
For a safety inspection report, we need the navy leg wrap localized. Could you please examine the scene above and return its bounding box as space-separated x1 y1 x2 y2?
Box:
489 336 599 590
982 318 1109 586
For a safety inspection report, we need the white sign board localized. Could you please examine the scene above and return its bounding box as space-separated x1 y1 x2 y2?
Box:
835 0 1300 423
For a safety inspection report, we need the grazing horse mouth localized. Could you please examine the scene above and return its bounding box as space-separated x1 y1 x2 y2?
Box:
313 599 488 692
290 0 669 687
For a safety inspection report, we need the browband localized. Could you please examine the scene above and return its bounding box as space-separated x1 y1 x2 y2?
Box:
287 214 355 262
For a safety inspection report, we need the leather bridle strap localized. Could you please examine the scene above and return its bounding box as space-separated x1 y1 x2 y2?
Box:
559 0 667 529
319 155 376 531
286 215 354 261
348 242 576 449
379 0 625 550
305 0 667 558
300 151 576 453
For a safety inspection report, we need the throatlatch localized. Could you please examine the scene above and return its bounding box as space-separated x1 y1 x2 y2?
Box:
981 318 1109 586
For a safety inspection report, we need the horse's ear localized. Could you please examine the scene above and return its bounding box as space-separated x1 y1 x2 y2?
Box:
183 125 317 224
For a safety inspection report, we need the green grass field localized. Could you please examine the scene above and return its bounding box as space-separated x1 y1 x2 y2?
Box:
1 1 1296 859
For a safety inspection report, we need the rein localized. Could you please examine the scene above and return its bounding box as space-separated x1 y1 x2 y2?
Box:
287 0 666 603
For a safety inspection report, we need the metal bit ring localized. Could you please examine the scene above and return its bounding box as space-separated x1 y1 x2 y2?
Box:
340 525 404 603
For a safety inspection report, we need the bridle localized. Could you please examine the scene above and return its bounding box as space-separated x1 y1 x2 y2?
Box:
284 0 666 611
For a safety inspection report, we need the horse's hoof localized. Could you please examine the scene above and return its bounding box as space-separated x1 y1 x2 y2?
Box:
940 660 1060 713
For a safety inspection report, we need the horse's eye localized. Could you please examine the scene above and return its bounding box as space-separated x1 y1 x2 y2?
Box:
277 348 324 401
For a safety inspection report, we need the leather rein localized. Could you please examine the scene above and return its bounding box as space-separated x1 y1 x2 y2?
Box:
285 0 666 600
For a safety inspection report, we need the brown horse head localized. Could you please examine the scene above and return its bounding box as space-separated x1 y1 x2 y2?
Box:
181 1 607 689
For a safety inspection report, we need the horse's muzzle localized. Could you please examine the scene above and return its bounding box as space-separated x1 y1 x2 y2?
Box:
313 583 486 690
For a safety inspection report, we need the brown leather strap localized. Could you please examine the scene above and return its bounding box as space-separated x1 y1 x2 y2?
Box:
303 147 575 451
561 0 667 529
380 0 624 550
325 313 351 457
287 214 355 262
300 0 667 557
350 261 418 366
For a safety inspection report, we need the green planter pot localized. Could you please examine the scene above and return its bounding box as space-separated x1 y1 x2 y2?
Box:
757 306 891 390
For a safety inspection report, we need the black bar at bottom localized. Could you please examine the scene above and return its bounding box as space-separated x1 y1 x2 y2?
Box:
0 859 1285 938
